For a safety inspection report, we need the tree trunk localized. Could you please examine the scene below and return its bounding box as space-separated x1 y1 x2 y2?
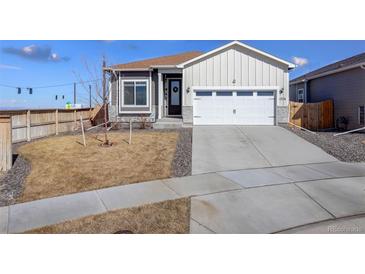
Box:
102 57 109 145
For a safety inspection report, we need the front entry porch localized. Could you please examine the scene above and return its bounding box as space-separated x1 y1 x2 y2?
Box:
157 72 183 120
153 117 184 129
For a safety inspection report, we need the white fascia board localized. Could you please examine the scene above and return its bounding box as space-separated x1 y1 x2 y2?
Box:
177 41 295 69
151 65 177 68
105 67 151 72
290 62 365 85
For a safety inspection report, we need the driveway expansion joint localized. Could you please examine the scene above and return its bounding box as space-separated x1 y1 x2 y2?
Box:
94 190 109 212
161 180 183 197
293 183 337 219
236 126 273 167
191 217 216 234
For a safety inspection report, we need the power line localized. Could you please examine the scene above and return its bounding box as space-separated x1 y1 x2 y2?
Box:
0 79 101 90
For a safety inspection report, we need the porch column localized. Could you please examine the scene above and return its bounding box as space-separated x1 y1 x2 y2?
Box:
158 72 163 119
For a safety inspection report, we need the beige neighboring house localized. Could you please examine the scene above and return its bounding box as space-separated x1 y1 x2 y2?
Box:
105 41 295 127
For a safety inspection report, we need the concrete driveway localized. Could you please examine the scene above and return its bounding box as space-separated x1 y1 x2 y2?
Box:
192 126 337 174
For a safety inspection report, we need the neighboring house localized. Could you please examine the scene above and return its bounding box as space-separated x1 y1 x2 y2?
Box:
290 52 365 130
105 41 295 126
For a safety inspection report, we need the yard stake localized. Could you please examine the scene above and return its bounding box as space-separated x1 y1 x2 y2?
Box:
129 120 132 145
80 115 86 147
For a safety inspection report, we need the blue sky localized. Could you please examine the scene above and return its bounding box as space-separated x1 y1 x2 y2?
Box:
1 40 365 109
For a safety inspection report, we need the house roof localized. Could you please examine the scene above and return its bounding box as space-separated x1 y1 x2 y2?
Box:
107 41 295 71
109 51 203 70
178 41 296 69
291 52 365 83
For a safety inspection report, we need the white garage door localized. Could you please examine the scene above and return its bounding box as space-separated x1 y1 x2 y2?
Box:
193 90 275 125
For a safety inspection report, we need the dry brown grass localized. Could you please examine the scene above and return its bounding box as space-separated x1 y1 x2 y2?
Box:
17 131 179 203
26 198 190 234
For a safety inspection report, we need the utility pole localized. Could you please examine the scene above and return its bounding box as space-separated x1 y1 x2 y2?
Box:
73 82 76 106
89 84 92 108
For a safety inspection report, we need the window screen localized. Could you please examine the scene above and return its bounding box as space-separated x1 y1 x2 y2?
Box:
122 80 148 106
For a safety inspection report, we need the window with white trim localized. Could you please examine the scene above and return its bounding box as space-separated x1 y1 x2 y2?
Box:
122 80 148 107
359 105 364 125
297 89 304 103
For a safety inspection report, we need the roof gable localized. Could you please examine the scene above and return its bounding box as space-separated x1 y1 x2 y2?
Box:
177 41 295 69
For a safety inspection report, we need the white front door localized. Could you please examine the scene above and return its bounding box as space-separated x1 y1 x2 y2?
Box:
193 90 275 125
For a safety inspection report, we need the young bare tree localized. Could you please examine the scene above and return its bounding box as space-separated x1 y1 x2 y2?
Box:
101 56 109 145
74 56 111 146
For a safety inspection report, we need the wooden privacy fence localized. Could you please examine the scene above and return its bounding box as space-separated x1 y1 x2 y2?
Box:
289 100 334 130
0 115 12 171
0 108 93 144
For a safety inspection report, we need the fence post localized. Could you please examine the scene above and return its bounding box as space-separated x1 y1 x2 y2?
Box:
55 109 59 135
0 115 12 171
74 109 77 131
26 110 31 142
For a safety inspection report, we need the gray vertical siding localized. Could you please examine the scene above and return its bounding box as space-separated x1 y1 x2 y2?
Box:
152 70 159 117
290 67 365 130
110 74 119 106
308 67 365 129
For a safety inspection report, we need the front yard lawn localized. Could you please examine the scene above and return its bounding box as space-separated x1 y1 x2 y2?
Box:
26 198 190 234
15 130 188 203
282 124 365 162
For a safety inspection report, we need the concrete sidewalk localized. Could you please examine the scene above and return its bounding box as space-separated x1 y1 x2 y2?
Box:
1 161 365 233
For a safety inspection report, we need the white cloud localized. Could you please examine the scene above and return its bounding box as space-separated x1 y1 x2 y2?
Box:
2 44 70 62
23 45 36 54
0 63 21 70
292 56 309 67
50 53 59 61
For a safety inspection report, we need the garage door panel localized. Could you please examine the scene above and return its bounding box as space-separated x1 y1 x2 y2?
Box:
193 90 275 125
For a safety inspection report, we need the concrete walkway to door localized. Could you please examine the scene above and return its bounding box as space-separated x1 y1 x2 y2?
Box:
192 126 337 175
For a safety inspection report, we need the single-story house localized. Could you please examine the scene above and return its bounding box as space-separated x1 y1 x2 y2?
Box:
290 52 365 130
105 41 295 126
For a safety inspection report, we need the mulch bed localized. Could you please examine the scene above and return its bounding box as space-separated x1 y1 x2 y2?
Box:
281 124 365 162
0 155 30 206
172 128 192 177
